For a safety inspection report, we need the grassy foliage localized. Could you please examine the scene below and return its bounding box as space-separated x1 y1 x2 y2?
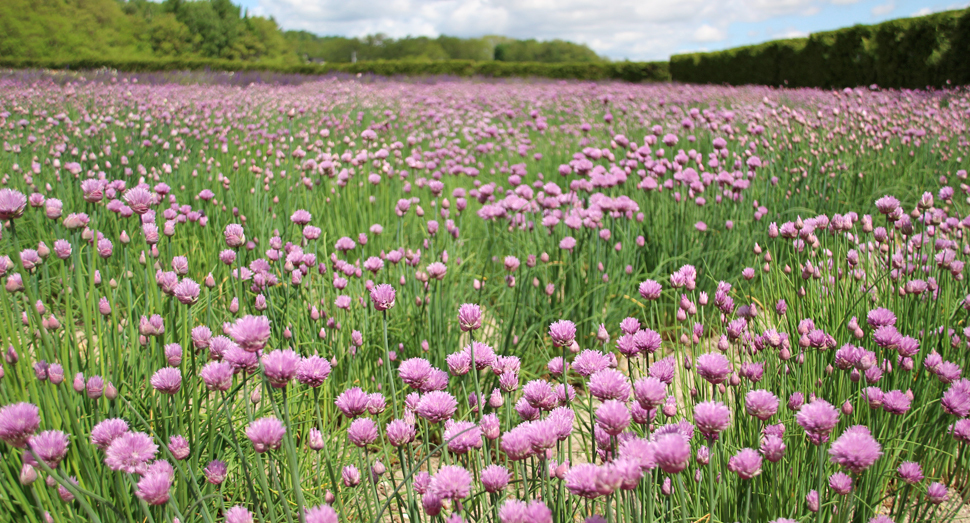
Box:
670 8 970 88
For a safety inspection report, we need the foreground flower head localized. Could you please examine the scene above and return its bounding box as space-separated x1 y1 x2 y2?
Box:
246 417 285 453
0 402 41 448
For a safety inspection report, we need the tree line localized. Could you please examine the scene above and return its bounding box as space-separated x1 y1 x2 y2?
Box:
0 0 604 64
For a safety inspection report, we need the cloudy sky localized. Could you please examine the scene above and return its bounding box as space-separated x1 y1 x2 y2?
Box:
234 0 967 60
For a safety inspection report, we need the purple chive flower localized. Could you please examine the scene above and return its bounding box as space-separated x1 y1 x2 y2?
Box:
0 189 27 220
639 279 663 300
246 417 285 453
499 499 529 523
882 390 912 415
370 284 396 311
123 187 154 215
307 428 326 450
565 463 601 498
942 379 970 417
335 387 370 418
174 279 200 305
464 341 496 370
829 472 853 495
429 465 472 500
796 400 840 445
866 308 896 328
386 419 417 447
696 352 732 385
297 355 332 387
229 315 271 352
481 464 511 493
806 490 820 512
444 421 482 454
200 361 233 391
27 430 69 468
875 195 900 215
224 224 246 248
225 506 254 523
633 377 667 409
588 368 631 401
481 413 502 440
204 460 228 485
500 427 533 461
169 435 190 460
342 465 361 487
897 461 923 484
829 425 882 473
549 320 577 347
457 303 482 331
761 434 786 462
927 482 949 504
596 400 631 436
654 433 691 474
304 504 338 523
745 390 780 421
262 349 301 388
728 448 763 479
136 466 173 505
522 380 556 410
573 350 612 377
415 391 458 423
694 401 731 441
150 367 182 395
90 418 128 450
0 402 41 448
105 432 158 474
399 358 434 389
347 418 378 447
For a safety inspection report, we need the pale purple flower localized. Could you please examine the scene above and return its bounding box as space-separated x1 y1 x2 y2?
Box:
654 433 690 474
829 425 882 473
549 320 577 347
200 361 233 391
588 368 631 401
90 418 128 450
297 355 332 387
696 352 732 385
262 349 301 388
927 482 949 504
457 303 482 331
596 400 631 436
105 432 157 474
694 401 731 440
728 448 762 479
28 430 69 468
335 387 370 418
150 367 182 395
416 391 458 423
204 460 228 485
347 418 378 447
229 315 271 352
246 417 285 453
829 472 853 495
370 284 396 311
797 400 839 444
0 402 40 448
480 464 511 493
745 390 780 421
897 461 923 484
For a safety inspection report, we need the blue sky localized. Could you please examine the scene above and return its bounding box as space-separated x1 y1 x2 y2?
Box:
231 0 966 61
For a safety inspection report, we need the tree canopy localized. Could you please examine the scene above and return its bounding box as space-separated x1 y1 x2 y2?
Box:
0 0 605 64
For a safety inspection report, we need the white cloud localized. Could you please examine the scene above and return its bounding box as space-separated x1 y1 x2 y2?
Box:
871 1 895 16
693 24 727 42
254 0 888 60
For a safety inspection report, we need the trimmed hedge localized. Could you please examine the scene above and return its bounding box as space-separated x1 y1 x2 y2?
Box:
670 8 970 88
0 57 670 83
